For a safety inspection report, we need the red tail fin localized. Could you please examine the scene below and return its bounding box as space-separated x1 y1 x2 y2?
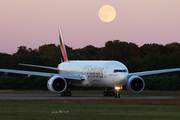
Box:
59 26 68 62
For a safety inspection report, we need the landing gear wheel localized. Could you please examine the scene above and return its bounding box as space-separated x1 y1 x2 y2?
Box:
66 91 72 96
115 92 121 98
118 94 121 98
114 86 122 98
61 91 66 96
115 94 117 98
110 91 115 96
103 91 108 96
104 87 114 96
61 91 72 97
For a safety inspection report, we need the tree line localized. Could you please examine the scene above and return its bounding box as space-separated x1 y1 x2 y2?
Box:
0 40 180 91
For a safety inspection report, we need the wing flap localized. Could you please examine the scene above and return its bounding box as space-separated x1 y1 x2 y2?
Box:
129 68 180 77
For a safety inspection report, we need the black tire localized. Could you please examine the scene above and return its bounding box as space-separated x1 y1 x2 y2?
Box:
118 94 121 98
115 94 117 98
61 92 66 96
104 91 108 96
109 91 115 96
66 91 72 96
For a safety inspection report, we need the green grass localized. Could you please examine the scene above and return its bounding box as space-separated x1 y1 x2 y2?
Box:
0 100 180 120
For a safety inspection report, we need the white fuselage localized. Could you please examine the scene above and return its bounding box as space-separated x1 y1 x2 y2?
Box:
58 61 128 87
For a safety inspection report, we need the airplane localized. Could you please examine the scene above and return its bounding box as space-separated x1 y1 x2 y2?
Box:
0 26 180 98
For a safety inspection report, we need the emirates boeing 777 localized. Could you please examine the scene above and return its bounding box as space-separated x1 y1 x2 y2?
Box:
0 27 180 98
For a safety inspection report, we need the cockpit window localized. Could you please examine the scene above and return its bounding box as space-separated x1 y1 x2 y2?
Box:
114 69 127 73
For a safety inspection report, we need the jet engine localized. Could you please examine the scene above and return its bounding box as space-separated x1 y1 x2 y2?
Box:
47 76 67 93
126 75 145 93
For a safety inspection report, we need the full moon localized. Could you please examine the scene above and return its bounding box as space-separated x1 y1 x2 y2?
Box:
98 5 116 22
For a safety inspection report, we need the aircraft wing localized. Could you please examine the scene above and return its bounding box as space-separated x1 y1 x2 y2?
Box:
19 63 59 70
129 68 180 77
0 68 84 81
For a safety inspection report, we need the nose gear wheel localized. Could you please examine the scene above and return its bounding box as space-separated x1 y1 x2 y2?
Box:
114 86 122 98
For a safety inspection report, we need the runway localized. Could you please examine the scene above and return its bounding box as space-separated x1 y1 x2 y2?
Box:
0 93 173 100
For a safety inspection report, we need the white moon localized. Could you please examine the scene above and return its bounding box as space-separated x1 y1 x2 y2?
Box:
98 5 116 22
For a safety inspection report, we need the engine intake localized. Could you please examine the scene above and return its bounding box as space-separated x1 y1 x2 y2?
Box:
47 76 67 93
126 75 145 93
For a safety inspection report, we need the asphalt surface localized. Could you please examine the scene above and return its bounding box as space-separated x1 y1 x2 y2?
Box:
0 93 173 100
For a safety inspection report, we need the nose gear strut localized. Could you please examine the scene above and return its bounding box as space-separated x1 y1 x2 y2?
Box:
114 86 123 98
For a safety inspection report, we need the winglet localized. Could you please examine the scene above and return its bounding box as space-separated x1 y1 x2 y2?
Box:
59 26 68 62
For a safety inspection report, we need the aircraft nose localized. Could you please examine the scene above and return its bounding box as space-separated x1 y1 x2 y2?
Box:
119 73 128 85
120 72 128 78
121 73 128 80
113 73 128 85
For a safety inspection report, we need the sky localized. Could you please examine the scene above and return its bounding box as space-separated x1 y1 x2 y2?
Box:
0 0 180 54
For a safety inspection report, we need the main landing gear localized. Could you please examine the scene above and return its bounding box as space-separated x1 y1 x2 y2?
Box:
114 86 123 98
103 87 114 96
61 91 72 96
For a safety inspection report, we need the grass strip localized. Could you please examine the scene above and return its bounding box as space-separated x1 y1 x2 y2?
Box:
0 100 180 120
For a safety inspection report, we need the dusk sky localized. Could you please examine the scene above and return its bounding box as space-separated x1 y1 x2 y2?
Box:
0 0 180 54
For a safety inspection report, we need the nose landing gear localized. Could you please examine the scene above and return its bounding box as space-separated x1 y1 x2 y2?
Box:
114 86 122 98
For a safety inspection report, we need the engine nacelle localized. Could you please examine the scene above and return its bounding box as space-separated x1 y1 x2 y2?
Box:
47 76 67 93
126 75 145 93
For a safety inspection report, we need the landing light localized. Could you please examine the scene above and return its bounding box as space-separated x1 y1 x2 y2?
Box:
115 86 123 90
